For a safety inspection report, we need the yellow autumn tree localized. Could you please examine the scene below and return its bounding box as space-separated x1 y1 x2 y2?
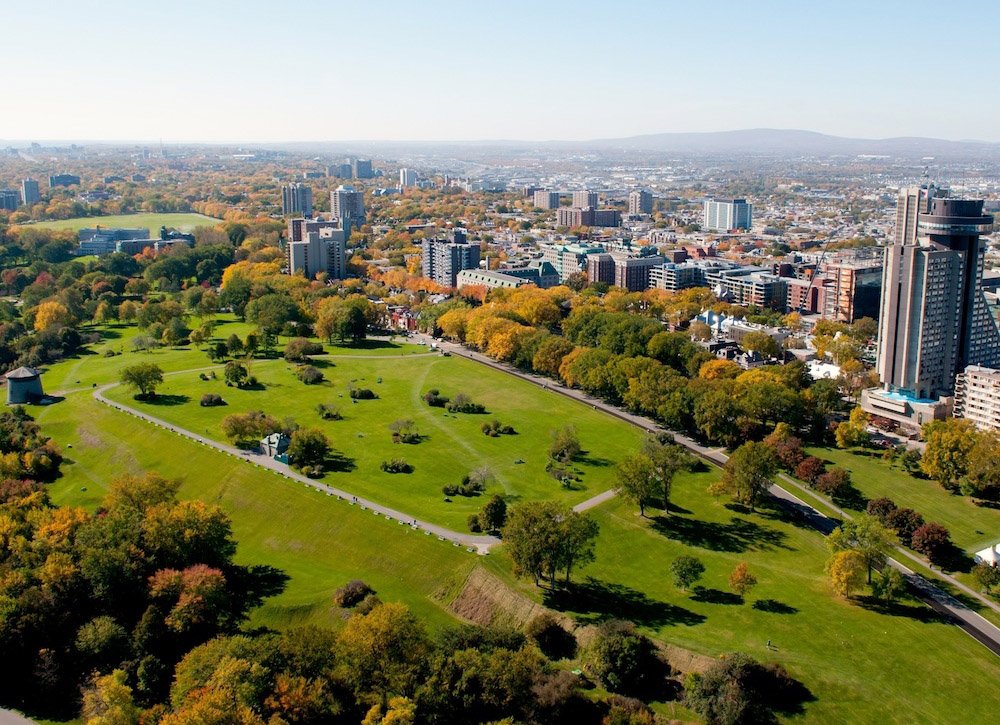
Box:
827 550 866 597
34 300 74 331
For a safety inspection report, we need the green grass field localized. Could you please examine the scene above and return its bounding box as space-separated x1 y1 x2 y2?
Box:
483 471 1000 724
101 351 646 531
26 337 1000 723
19 212 221 234
35 391 475 631
806 446 1000 554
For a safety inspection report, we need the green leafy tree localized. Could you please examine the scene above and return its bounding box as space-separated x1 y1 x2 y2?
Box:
120 362 164 399
478 494 507 534
502 501 598 586
288 427 330 470
921 418 978 489
615 453 658 517
670 555 705 591
720 441 778 511
827 514 897 583
871 567 906 603
224 361 248 387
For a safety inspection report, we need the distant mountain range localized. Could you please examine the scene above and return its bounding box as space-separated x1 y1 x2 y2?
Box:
580 128 1000 158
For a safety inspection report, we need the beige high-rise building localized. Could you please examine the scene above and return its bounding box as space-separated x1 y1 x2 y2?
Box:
572 190 597 209
864 188 999 426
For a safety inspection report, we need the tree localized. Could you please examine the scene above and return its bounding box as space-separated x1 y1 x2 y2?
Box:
911 522 952 565
288 428 330 471
740 330 780 359
247 293 299 336
815 467 852 498
962 432 1000 499
226 333 244 357
827 515 897 583
548 425 581 464
338 602 430 707
685 652 790 725
93 300 115 326
728 562 757 599
478 494 507 534
224 361 249 387
835 407 871 449
670 555 705 591
921 418 978 489
884 507 924 547
34 300 74 331
81 669 142 725
871 567 906 603
720 442 777 511
826 550 866 597
641 437 690 512
795 456 826 484
120 362 164 399
208 341 228 362
615 453 658 517
583 620 659 696
502 501 598 586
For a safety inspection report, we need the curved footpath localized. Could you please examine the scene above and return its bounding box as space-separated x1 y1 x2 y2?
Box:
420 335 1000 657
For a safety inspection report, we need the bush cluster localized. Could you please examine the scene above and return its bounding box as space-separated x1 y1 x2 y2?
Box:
295 365 323 385
315 402 342 420
199 393 224 407
422 389 450 407
332 579 374 607
350 387 377 400
446 392 486 414
380 458 412 473
481 419 515 436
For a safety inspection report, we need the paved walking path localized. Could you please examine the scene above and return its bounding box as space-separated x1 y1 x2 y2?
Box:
0 710 36 725
92 382 499 554
421 335 1000 656
573 488 618 512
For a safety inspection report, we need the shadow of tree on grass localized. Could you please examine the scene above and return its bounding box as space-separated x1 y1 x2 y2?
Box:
543 576 705 628
650 514 789 553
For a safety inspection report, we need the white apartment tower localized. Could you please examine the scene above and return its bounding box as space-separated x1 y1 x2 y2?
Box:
703 198 752 231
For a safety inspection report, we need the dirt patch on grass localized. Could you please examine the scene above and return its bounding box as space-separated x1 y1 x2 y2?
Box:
447 567 566 629
446 567 716 675
77 429 102 448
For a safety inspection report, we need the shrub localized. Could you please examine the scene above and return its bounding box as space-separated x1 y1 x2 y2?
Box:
422 389 450 407
316 403 342 420
467 514 482 533
388 419 420 444
442 484 459 497
481 419 516 437
355 593 382 616
332 580 374 608
103 349 116 358
224 360 249 388
295 365 324 385
584 620 663 696
284 337 323 362
350 387 377 400
380 458 412 473
200 393 224 407
446 392 486 414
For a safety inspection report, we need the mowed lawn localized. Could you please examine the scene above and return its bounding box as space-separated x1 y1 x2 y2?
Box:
42 316 428 392
101 352 647 530
483 469 1000 725
20 212 221 233
806 446 1000 554
34 392 476 631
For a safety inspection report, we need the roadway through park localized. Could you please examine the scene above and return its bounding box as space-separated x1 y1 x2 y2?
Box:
89 342 1000 656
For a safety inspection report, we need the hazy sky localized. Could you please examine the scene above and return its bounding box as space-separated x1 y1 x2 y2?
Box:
3 0 996 143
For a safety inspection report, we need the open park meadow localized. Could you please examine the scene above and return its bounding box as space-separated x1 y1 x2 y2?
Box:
26 318 1000 724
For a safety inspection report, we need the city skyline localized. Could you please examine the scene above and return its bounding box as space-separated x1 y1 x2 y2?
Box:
2 0 998 144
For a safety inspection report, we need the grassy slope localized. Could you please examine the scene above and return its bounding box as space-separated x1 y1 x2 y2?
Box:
482 470 1000 725
36 392 474 631
28 341 1000 723
101 352 645 531
806 446 1000 554
20 213 221 233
